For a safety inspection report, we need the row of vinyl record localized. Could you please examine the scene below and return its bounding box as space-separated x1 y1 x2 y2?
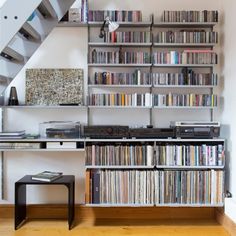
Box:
90 50 217 64
156 31 218 44
162 10 218 23
85 144 224 167
88 93 217 107
103 31 151 43
90 50 150 64
85 169 224 205
153 51 217 64
91 72 218 86
88 10 142 22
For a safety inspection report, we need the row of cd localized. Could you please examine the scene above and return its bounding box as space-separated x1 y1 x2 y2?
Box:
91 72 218 86
90 50 217 64
88 93 217 107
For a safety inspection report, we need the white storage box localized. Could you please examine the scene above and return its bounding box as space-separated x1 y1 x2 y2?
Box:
46 142 77 149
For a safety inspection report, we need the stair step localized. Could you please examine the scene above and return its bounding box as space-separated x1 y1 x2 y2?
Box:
19 22 41 41
0 75 11 84
1 47 24 62
38 0 57 19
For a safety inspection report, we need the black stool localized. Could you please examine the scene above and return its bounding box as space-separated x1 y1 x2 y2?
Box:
15 175 75 230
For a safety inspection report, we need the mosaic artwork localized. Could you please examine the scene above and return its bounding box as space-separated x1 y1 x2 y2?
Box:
25 69 84 106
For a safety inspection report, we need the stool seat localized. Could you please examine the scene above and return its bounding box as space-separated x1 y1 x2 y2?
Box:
15 175 75 230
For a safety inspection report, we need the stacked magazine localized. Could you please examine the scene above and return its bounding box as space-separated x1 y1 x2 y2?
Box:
0 130 26 139
31 171 63 182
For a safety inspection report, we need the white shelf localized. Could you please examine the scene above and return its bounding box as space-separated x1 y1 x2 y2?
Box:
153 85 216 88
88 63 152 67
89 42 152 47
153 22 217 28
155 203 224 207
88 106 152 109
153 106 216 109
153 43 216 47
85 203 154 207
0 105 87 109
85 203 223 207
57 22 88 27
0 138 85 142
88 21 152 27
85 138 225 142
155 165 224 170
0 148 85 152
86 165 155 169
0 138 224 142
153 64 215 68
88 85 152 88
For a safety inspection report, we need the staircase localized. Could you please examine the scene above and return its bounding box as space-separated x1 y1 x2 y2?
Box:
0 0 75 99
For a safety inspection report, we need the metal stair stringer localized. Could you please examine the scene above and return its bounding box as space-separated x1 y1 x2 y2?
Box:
0 0 76 97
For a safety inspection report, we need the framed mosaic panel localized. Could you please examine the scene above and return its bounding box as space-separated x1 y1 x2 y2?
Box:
26 69 84 106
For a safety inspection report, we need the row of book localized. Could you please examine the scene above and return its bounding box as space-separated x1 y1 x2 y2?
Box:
156 144 224 166
153 51 217 64
90 50 151 64
88 10 142 22
90 50 217 65
162 10 218 23
85 169 224 204
91 71 218 86
152 72 218 86
85 144 224 167
88 93 217 107
88 93 152 107
156 31 218 44
153 94 217 107
92 71 151 85
103 31 151 43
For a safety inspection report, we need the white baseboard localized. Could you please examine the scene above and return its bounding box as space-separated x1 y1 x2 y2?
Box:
225 198 236 223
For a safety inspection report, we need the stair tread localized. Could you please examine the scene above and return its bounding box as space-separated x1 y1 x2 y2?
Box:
38 0 57 19
20 22 41 41
1 47 24 62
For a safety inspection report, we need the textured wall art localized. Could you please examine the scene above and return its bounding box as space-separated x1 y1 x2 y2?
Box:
25 69 84 105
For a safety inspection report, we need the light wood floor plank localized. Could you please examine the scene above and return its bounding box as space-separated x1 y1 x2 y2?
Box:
0 218 230 236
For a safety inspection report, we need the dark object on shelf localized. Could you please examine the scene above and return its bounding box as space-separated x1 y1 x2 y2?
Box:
99 16 119 38
15 175 74 230
46 128 80 138
129 127 175 139
171 121 220 139
8 86 19 105
84 125 129 138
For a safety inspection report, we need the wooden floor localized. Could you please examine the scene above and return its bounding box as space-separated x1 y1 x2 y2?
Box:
0 218 231 236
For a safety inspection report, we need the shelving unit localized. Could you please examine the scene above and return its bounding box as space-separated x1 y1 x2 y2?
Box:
1 9 223 208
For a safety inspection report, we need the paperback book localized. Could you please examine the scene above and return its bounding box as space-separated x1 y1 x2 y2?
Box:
31 171 63 182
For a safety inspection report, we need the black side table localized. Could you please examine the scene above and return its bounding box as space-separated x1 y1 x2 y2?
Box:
15 175 75 230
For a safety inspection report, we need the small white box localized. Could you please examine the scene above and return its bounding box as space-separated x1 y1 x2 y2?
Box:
46 142 76 149
69 8 81 22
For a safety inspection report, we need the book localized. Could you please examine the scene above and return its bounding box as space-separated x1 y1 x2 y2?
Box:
31 171 63 182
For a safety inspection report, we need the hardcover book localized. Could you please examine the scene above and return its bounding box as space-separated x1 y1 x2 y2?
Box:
31 171 63 182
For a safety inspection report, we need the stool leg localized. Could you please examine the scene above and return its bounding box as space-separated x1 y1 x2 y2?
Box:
67 182 75 230
15 184 26 230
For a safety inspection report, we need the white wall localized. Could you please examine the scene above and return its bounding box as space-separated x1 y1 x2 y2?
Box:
219 0 236 223
4 1 236 224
